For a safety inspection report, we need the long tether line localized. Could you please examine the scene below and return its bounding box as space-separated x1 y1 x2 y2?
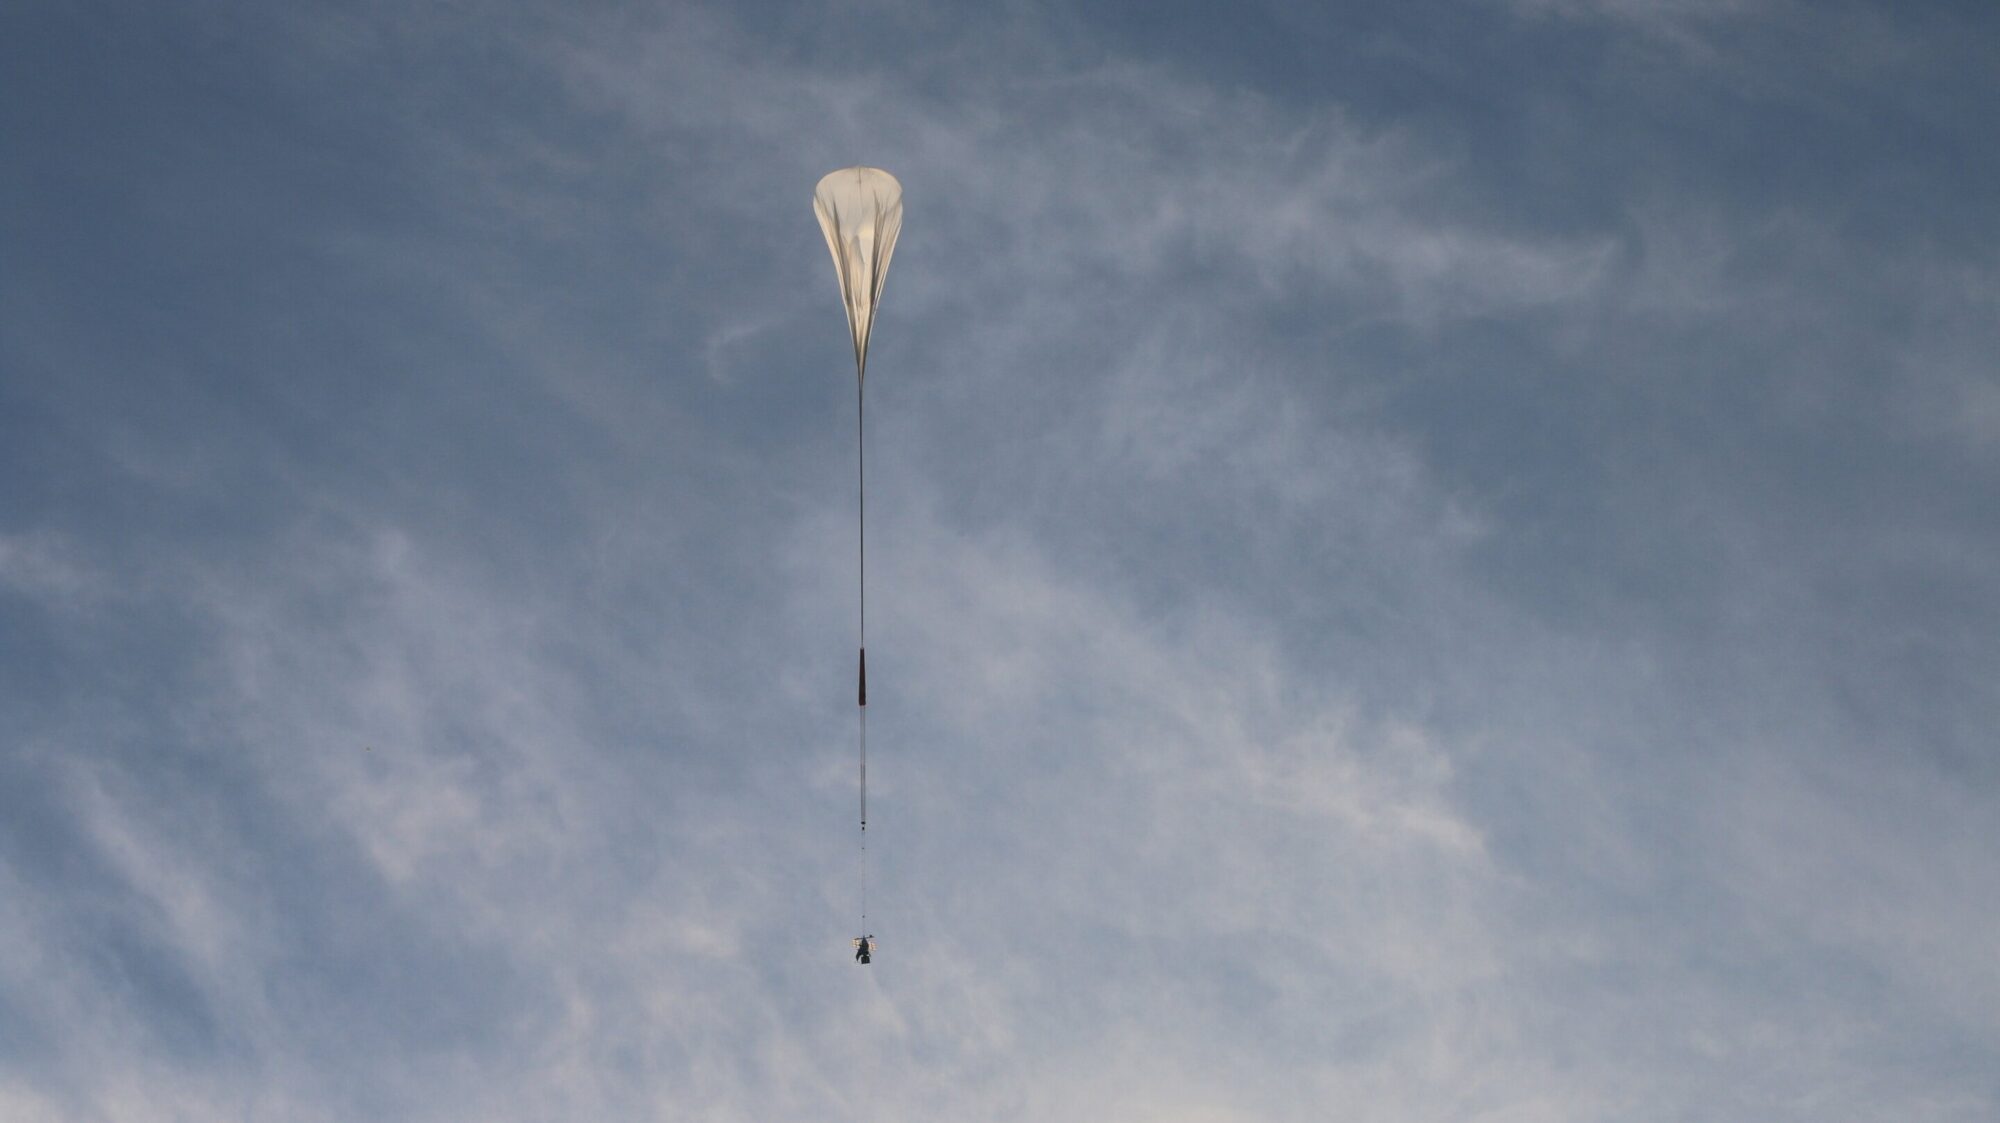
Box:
857 368 868 939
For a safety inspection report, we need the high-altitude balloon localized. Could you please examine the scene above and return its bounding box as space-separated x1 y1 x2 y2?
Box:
815 166 903 966
813 167 903 383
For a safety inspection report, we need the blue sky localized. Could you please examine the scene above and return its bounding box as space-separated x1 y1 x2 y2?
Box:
4 0 1998 1119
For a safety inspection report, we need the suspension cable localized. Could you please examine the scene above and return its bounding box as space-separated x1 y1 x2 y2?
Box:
857 367 868 942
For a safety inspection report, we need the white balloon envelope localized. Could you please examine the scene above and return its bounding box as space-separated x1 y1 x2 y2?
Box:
813 167 903 383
